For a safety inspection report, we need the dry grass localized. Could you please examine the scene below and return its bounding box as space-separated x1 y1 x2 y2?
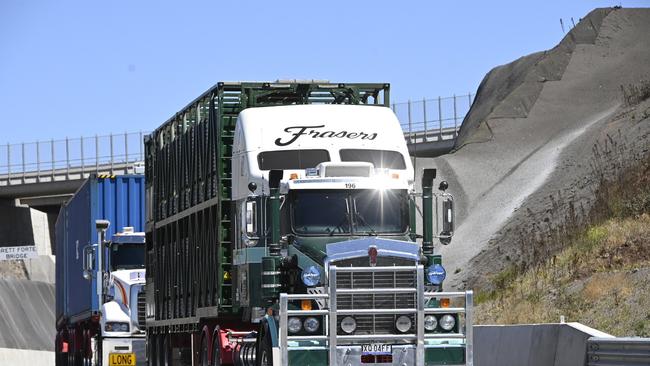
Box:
476 215 650 336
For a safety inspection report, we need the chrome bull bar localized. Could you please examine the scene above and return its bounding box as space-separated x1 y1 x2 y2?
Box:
279 265 474 366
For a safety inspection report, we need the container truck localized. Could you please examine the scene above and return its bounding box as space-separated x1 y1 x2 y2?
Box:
55 174 147 366
144 81 473 366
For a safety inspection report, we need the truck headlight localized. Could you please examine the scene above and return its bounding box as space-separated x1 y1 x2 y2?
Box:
288 317 302 333
395 315 412 333
105 322 130 332
303 317 320 333
301 266 321 287
340 316 356 334
426 264 446 285
439 315 456 331
424 315 438 331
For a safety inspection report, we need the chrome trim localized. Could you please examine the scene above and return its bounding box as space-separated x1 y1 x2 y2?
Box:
424 307 466 314
286 310 329 316
333 265 416 273
416 264 425 365
279 294 288 366
335 287 416 294
278 264 474 366
328 265 338 366
466 290 474 366
337 308 416 315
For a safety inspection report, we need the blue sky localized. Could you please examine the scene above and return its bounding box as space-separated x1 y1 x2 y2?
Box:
1 0 646 144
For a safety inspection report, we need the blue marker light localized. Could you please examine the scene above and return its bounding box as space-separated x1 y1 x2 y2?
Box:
426 264 446 285
301 266 321 287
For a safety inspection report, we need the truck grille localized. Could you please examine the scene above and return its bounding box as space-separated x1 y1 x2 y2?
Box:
334 257 416 335
137 290 146 328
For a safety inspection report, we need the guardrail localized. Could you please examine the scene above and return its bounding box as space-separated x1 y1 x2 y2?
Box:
587 337 650 365
392 94 474 144
279 265 473 366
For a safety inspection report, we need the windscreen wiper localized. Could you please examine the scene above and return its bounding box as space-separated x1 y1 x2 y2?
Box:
329 213 351 236
354 212 377 236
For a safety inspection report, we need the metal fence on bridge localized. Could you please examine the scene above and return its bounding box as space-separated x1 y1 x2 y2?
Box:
0 93 474 186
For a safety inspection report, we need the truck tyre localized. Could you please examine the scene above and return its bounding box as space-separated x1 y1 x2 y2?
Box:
161 333 171 366
211 327 221 366
199 333 209 366
256 320 273 366
147 334 157 366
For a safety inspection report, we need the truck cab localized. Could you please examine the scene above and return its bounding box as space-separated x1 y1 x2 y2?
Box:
231 103 471 365
83 225 146 365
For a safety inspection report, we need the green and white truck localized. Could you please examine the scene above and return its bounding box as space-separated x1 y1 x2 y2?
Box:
144 81 472 366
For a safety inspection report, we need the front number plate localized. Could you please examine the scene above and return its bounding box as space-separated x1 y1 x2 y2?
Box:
109 353 136 366
361 343 392 355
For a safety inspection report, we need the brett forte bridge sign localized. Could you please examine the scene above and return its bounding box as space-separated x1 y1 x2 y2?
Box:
0 246 38 261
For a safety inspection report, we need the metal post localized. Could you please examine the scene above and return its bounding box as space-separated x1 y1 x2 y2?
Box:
36 141 40 183
65 137 70 180
6 143 10 185
80 136 85 176
468 93 472 107
466 290 474 366
139 131 143 161
407 100 413 144
438 96 443 139
110 134 114 174
453 94 458 137
95 134 99 173
280 294 288 366
328 266 338 366
416 265 425 365
51 139 55 181
124 131 128 165
423 98 428 142
21 143 25 184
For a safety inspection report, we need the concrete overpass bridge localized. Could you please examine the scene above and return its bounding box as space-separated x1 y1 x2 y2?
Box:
0 93 473 209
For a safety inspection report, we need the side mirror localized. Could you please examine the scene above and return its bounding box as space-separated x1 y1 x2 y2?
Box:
82 245 96 281
244 199 259 247
438 197 454 245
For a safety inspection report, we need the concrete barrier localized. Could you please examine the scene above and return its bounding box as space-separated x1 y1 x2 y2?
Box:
474 322 613 366
0 347 54 365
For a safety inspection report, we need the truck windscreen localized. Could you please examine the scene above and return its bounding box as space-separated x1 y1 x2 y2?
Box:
291 189 408 235
110 244 145 271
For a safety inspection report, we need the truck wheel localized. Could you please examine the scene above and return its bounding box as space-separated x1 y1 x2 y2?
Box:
256 320 273 366
211 327 221 366
147 334 157 366
199 334 208 366
161 334 171 366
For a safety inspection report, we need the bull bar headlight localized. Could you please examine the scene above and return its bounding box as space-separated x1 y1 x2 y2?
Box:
105 322 129 332
340 316 357 334
303 317 320 333
395 315 412 333
424 315 438 331
439 314 456 331
287 317 302 333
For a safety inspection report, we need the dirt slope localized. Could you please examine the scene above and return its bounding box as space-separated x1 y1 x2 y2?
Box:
428 7 650 289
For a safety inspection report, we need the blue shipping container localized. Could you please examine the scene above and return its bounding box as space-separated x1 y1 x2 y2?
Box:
55 175 145 323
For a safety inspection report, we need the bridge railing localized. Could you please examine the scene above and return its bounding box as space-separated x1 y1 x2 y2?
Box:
392 93 474 144
0 93 474 186
0 132 147 186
